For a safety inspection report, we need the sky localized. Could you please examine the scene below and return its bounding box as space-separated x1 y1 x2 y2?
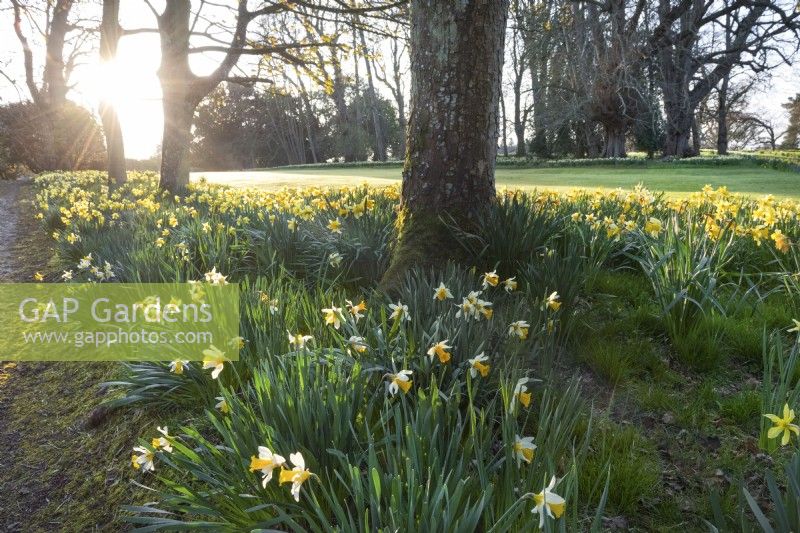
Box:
0 3 797 160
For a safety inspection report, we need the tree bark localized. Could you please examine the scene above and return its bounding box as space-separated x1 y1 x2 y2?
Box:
383 0 509 286
359 30 387 161
603 125 627 158
100 0 126 186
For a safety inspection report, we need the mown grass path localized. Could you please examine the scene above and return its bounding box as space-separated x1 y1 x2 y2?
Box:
0 181 139 532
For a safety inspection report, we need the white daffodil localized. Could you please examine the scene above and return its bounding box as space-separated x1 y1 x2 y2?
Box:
545 291 561 311
279 452 313 502
77 253 93 270
249 446 286 487
169 360 189 375
61 270 73 281
151 426 173 453
204 267 228 285
348 335 368 353
427 340 452 364
503 277 518 292
389 301 410 322
347 299 367 322
482 270 500 289
202 345 227 379
131 446 155 472
513 434 536 466
508 320 530 340
531 476 566 528
468 352 490 378
789 319 800 334
328 252 343 268
288 330 313 349
512 377 532 411
386 370 413 396
322 304 344 329
433 282 454 301
215 396 230 414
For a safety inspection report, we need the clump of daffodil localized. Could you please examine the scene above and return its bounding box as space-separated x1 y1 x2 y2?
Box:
433 282 453 301
385 370 413 395
482 270 500 289
764 403 800 446
279 452 314 502
427 340 452 364
508 320 530 340
389 301 410 322
530 476 566 527
249 446 286 487
468 352 490 378
151 426 173 453
201 345 227 379
168 360 189 374
288 331 313 349
513 434 536 466
322 304 344 329
131 446 155 472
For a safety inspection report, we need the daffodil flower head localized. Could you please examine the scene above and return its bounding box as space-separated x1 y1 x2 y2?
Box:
427 340 452 364
322 304 344 329
468 352 490 378
202 345 227 379
151 426 173 453
512 377 532 411
508 320 530 340
215 396 230 414
483 270 500 289
433 282 454 301
513 434 536 466
131 446 155 472
389 301 410 322
278 452 313 502
249 446 286 487
386 370 413 396
545 291 561 311
765 403 800 446
530 476 566 528
288 330 313 349
502 277 517 292
348 335 368 353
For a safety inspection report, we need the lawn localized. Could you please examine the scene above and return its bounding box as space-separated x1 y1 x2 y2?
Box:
192 162 800 198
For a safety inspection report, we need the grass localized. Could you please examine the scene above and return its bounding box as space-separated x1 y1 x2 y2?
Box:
193 162 800 198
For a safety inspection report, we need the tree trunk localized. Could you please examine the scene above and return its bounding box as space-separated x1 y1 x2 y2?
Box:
603 125 626 158
384 0 509 285
100 0 126 186
42 0 73 107
360 30 387 161
160 96 195 193
716 75 729 155
501 96 509 157
691 116 701 155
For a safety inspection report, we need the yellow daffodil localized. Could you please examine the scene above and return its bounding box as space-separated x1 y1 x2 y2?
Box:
531 476 566 528
202 345 227 379
386 370 413 395
764 403 800 446
249 446 286 487
279 452 313 502
215 396 230 414
483 270 500 289
513 377 532 410
513 434 536 466
771 229 791 253
468 352 490 378
33 272 44 281
322 304 344 329
204 267 228 285
288 218 298 231
645 217 663 237
347 299 367 321
327 218 342 234
508 320 530 340
427 340 452 364
433 282 454 301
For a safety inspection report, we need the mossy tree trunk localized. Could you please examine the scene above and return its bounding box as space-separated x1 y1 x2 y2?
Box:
384 0 509 285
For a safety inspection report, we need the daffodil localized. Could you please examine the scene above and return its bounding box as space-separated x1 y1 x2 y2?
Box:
645 217 663 237
131 446 155 472
545 291 561 311
389 301 410 322
468 352 490 378
287 218 297 231
503 277 517 292
279 452 313 502
328 252 343 268
530 476 566 528
508 320 530 340
789 319 800 334
433 282 453 301
513 434 536 466
78 253 92 270
202 345 227 379
483 270 500 289
513 377 532 410
764 403 800 446
771 230 790 253
427 340 452 364
386 370 413 395
215 396 230 414
348 335 368 353
169 360 189 375
61 270 73 281
204 267 228 285
151 426 173 453
322 304 344 329
249 446 286 487
327 218 342 233
347 299 367 321
288 331 313 349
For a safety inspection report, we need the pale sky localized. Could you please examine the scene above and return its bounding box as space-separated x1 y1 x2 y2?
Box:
0 3 797 159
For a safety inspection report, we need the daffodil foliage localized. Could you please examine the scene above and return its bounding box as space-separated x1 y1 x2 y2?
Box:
33 171 800 530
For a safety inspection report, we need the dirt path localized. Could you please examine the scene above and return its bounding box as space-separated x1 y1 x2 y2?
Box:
0 181 141 532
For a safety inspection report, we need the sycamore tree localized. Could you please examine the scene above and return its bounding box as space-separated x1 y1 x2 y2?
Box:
383 0 510 283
